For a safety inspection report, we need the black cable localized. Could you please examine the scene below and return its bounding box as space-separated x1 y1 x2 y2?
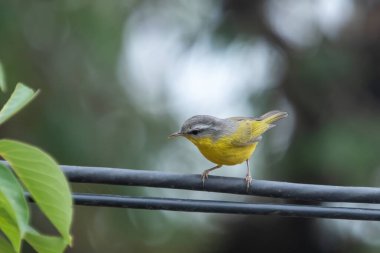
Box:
25 192 380 221
61 165 380 204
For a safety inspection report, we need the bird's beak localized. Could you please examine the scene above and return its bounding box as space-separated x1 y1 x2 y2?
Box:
168 132 183 138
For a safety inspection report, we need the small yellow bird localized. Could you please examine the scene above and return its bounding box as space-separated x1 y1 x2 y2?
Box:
169 110 288 188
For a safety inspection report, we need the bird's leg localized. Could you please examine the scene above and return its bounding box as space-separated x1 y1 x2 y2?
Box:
245 159 253 191
201 165 222 187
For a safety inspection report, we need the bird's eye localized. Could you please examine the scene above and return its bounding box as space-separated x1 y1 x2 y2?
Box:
190 129 200 135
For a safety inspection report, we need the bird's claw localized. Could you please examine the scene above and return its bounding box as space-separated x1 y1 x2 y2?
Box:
245 175 253 192
201 171 209 188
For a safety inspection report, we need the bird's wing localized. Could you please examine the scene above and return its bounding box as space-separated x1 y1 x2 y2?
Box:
228 117 273 147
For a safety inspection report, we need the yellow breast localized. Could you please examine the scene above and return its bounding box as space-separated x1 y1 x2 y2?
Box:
188 135 258 166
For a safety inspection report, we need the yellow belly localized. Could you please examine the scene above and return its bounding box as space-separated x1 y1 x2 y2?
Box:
190 136 258 165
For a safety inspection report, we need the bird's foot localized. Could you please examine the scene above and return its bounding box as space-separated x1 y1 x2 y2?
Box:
201 170 209 187
245 175 253 192
201 165 222 188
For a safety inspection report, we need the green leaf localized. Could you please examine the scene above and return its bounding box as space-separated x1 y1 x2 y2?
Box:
0 140 73 244
0 83 39 126
0 61 6 92
0 208 20 252
0 235 16 253
25 227 67 253
0 164 29 251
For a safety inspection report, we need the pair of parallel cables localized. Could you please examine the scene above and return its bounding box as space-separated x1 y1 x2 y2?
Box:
26 165 380 221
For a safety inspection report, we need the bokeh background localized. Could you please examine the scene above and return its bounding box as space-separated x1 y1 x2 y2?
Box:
1 0 380 252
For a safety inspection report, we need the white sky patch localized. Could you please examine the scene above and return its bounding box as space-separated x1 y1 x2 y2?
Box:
119 1 281 119
264 0 354 49
120 15 183 114
315 0 355 40
264 0 321 49
165 37 277 119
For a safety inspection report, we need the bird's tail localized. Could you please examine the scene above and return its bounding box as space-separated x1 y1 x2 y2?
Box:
257 110 288 124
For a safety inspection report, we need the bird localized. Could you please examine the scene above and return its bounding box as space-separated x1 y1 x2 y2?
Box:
169 110 288 189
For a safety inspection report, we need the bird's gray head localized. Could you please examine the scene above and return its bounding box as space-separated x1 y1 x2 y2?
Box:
169 115 227 140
